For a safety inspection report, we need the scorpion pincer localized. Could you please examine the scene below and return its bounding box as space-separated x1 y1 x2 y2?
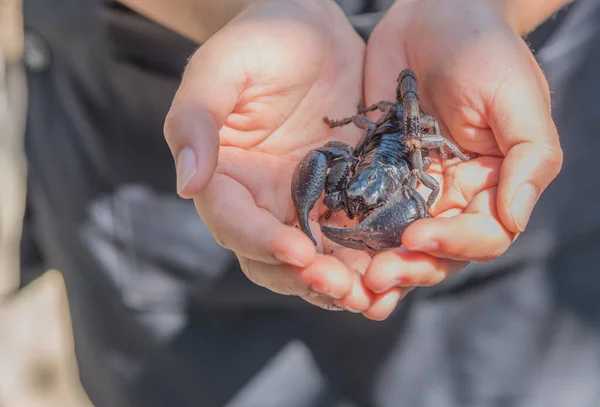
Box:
290 69 476 252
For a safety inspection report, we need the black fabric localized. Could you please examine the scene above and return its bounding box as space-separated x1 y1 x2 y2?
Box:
20 1 590 407
525 2 575 52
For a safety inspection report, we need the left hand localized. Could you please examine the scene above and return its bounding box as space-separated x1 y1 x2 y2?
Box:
164 0 394 315
358 0 563 301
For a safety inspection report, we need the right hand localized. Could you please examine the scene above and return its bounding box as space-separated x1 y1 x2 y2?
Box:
358 0 563 300
164 0 399 316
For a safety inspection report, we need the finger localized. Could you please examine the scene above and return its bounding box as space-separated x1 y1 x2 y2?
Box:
333 273 375 313
489 43 563 233
362 288 409 322
164 36 245 198
328 248 374 313
363 249 467 295
237 254 354 300
329 247 371 276
195 174 317 267
403 188 514 262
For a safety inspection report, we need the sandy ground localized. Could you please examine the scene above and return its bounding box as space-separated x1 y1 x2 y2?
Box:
0 1 93 405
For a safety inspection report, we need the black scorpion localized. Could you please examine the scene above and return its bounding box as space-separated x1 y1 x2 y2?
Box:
291 69 476 252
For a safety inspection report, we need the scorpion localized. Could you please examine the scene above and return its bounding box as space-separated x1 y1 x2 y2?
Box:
290 69 476 253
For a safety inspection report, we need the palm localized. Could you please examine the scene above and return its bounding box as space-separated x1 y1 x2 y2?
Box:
216 45 364 228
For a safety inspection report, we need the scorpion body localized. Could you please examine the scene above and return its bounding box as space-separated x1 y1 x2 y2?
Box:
341 123 413 220
357 124 410 171
291 69 476 252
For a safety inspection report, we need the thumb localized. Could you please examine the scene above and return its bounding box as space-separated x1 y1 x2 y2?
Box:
163 37 245 199
492 51 564 234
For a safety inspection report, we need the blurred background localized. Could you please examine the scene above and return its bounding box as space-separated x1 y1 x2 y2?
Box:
0 1 92 406
2 1 600 407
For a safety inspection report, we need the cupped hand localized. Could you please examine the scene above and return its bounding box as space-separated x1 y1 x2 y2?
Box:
360 0 564 296
164 0 403 316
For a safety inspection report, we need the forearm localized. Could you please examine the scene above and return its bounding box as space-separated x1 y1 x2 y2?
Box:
117 0 259 43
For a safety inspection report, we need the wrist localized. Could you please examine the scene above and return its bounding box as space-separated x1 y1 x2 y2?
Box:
389 0 574 36
489 0 575 35
118 0 263 43
234 0 353 37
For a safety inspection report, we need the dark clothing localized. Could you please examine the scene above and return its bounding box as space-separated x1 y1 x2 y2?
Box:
21 0 600 406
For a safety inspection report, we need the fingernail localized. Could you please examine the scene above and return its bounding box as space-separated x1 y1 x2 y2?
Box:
510 183 540 232
333 300 360 313
274 252 307 268
176 147 197 194
309 284 342 300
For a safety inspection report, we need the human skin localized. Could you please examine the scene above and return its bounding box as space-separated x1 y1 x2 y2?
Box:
155 0 568 319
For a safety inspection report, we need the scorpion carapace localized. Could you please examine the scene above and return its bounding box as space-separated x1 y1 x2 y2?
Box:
291 69 476 252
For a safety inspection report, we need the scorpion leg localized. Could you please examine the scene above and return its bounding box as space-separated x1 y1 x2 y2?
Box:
323 115 358 129
404 185 430 219
291 141 353 245
323 99 378 129
322 114 377 172
350 115 377 163
410 168 440 210
406 143 441 210
324 100 396 130
374 104 399 127
420 117 476 161
422 155 432 171
357 100 396 114
323 112 373 129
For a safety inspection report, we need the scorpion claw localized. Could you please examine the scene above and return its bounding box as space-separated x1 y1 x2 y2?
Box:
320 225 377 252
321 192 427 252
291 151 329 246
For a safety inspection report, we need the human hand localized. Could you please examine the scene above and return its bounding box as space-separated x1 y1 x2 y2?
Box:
359 0 564 295
164 0 406 316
